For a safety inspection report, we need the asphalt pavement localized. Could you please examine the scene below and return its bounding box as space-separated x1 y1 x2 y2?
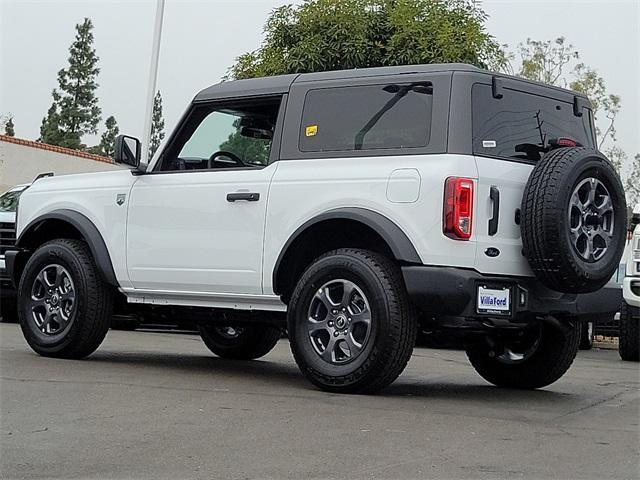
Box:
1 323 638 480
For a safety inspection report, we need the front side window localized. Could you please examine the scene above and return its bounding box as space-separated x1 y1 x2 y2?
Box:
299 83 433 153
159 98 280 172
472 84 594 161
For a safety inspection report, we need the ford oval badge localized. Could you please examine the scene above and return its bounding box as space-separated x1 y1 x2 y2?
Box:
484 247 500 258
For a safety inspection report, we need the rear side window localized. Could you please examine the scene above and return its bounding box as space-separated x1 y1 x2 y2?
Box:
472 84 594 161
299 83 433 153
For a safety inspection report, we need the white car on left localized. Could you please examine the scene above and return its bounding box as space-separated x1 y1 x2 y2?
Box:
0 184 30 321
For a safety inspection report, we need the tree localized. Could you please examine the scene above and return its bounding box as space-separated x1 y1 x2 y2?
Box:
1 114 15 136
149 90 165 160
516 37 622 165
625 154 640 208
40 18 101 149
228 0 507 80
88 116 119 157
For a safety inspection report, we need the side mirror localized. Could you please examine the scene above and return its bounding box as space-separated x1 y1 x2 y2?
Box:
114 135 142 170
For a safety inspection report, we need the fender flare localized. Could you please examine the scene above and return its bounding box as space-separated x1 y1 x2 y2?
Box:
272 207 421 293
16 209 119 287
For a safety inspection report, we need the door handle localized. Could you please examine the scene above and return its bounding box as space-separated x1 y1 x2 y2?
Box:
226 192 260 202
488 186 500 236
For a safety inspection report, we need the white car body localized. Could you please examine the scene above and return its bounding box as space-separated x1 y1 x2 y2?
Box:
16 153 532 310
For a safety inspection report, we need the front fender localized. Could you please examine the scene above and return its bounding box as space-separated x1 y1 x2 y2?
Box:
15 209 119 287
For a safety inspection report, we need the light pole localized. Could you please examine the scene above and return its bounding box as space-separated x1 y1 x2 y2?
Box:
141 0 165 166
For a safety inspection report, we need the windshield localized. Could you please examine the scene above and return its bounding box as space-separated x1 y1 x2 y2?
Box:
0 188 26 213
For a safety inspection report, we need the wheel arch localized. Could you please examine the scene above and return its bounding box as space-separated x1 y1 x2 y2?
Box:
272 208 421 302
13 209 119 287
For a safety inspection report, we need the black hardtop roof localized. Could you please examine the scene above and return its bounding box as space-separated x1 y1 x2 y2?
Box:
193 63 589 102
193 63 479 102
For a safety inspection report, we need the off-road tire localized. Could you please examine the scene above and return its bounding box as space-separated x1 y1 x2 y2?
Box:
18 239 113 358
521 147 626 293
287 248 417 394
619 303 639 361
199 323 281 360
465 320 581 389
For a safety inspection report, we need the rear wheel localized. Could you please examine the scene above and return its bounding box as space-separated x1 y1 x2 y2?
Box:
619 303 639 361
199 323 281 360
465 320 580 389
288 248 417 394
18 239 113 358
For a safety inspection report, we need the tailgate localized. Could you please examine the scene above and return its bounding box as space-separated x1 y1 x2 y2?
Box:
474 156 534 277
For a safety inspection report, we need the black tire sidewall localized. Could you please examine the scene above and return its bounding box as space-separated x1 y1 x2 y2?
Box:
18 242 90 353
288 253 390 380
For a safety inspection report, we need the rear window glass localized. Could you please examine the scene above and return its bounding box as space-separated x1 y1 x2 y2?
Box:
299 83 433 152
472 84 594 161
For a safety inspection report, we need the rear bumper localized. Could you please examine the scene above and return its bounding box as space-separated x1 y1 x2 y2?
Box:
623 277 640 308
402 266 622 321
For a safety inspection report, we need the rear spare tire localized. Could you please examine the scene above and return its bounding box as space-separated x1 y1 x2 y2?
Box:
521 147 626 293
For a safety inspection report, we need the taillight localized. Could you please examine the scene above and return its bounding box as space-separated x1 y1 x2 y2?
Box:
443 177 474 240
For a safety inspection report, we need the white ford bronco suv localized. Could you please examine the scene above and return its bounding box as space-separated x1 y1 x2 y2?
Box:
6 64 627 393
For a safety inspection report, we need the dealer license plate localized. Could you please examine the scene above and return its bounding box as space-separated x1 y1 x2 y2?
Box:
477 286 511 314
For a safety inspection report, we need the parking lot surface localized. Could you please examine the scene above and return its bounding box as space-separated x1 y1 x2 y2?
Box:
1 323 638 479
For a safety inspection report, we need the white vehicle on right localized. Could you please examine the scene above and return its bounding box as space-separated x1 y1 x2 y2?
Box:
620 204 640 361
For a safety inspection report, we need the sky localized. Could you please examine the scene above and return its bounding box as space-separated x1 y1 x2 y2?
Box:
1 0 638 175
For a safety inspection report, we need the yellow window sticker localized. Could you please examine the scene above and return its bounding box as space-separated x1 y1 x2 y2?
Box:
305 125 318 137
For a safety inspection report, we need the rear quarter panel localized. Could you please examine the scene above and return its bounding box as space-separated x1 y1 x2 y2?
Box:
263 154 479 294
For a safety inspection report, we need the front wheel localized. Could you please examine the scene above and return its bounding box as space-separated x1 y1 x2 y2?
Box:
465 320 580 389
18 239 113 358
288 248 417 394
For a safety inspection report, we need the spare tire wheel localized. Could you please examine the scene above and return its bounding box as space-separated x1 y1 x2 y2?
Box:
521 147 627 293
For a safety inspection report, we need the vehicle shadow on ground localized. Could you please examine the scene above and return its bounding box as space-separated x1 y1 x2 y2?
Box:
87 350 307 388
85 349 574 404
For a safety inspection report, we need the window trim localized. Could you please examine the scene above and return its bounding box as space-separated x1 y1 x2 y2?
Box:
152 94 286 174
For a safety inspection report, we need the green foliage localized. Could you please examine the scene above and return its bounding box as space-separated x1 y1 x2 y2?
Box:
228 0 507 80
149 90 165 160
88 116 119 157
625 154 640 207
518 37 578 86
40 18 101 149
3 116 15 136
